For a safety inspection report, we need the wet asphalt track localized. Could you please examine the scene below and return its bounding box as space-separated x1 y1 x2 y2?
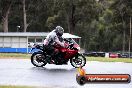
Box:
0 59 132 88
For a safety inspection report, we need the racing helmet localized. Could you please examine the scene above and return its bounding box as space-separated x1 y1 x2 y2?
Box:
55 26 64 36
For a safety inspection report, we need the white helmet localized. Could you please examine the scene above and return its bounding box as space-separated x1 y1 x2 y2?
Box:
55 26 64 36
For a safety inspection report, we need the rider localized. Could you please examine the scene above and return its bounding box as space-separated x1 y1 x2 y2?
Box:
43 26 65 58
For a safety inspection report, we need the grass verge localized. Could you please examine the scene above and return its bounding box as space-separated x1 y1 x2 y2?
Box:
0 53 132 63
0 53 30 59
87 57 132 63
0 85 51 88
0 85 34 88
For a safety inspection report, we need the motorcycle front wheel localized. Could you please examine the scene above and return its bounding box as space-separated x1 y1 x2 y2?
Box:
70 53 86 68
31 52 47 67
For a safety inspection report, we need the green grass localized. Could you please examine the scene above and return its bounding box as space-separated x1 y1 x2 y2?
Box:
0 85 50 88
87 57 132 63
0 53 132 63
0 53 31 59
0 85 34 88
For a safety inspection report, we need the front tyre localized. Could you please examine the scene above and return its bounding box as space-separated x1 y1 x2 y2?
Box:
31 52 47 67
70 53 86 68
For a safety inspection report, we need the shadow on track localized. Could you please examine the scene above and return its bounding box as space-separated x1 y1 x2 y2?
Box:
30 66 77 73
28 66 77 87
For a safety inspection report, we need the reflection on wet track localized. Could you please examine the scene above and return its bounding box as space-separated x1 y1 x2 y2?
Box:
0 59 131 88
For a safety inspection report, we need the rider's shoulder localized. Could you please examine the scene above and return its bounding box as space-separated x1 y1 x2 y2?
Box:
52 30 57 36
48 30 57 37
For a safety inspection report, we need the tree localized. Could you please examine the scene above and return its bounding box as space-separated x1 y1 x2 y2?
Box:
22 0 27 32
1 0 131 52
111 0 132 52
1 0 13 32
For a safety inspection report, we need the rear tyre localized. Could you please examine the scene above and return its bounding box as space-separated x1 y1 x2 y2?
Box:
70 53 86 68
31 52 47 67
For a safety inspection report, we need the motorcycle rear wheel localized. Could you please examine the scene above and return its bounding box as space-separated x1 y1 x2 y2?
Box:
70 53 86 68
31 52 47 67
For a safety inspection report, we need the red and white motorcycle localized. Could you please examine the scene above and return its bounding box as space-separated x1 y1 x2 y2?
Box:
30 38 86 68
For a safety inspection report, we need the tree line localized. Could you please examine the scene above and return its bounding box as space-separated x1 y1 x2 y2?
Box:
0 0 132 52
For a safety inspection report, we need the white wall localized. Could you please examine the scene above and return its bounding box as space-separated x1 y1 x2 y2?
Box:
0 37 3 47
0 37 27 48
12 37 19 48
20 37 27 48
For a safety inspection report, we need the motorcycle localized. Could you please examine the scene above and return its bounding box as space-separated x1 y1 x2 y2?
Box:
30 38 86 68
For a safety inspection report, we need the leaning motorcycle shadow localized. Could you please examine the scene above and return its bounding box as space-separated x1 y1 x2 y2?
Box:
30 66 77 73
30 66 77 87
